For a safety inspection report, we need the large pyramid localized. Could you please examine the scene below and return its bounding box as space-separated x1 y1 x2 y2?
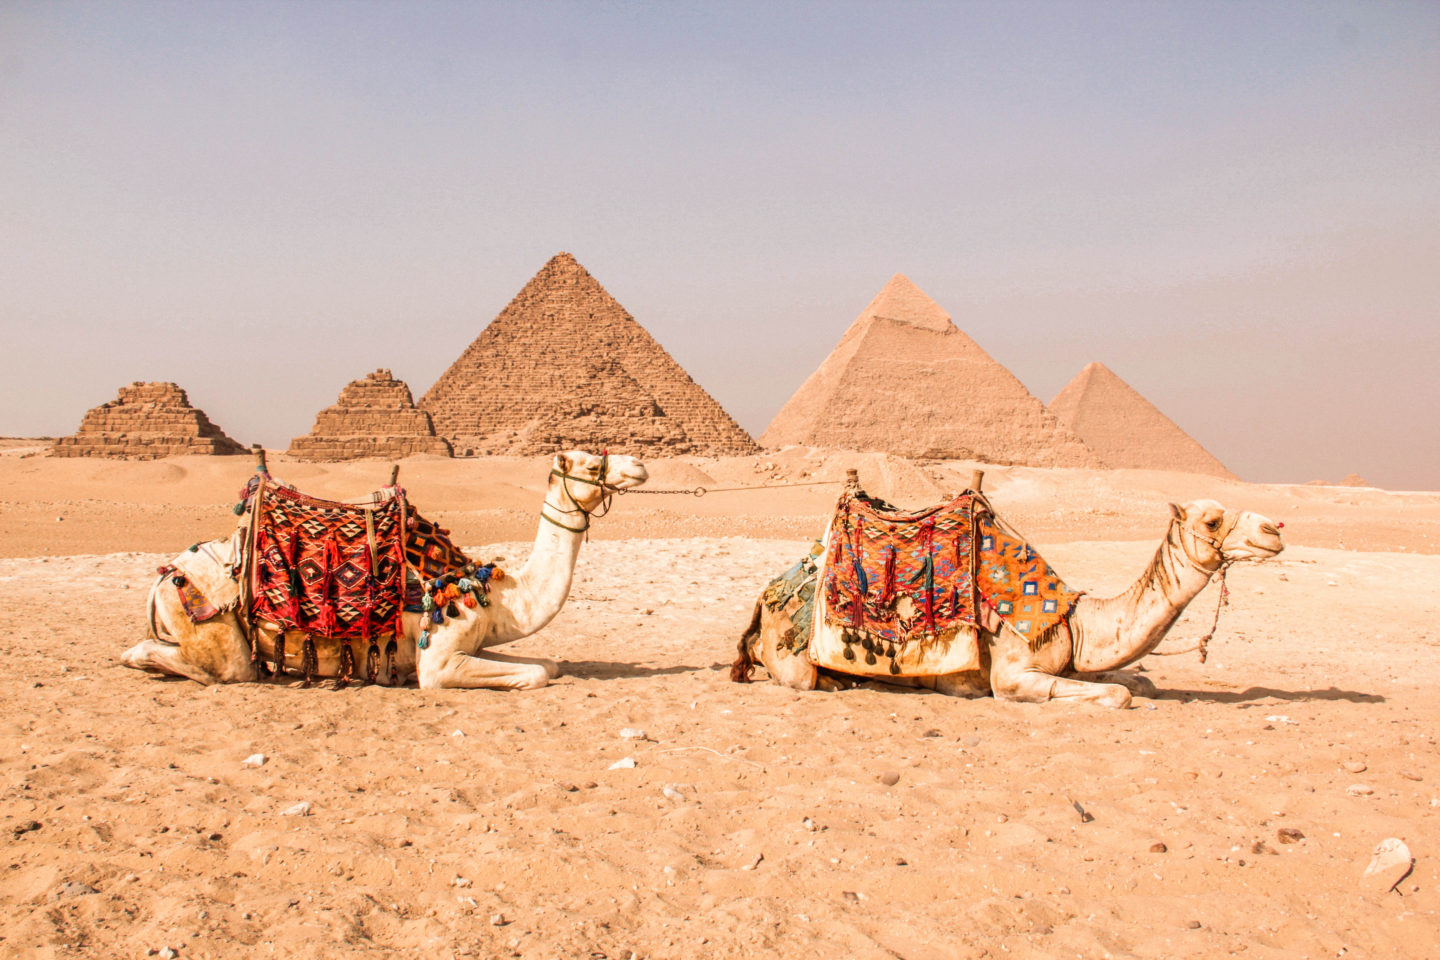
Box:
419 253 758 457
289 369 452 461
51 381 247 459
1048 361 1237 479
760 275 1100 466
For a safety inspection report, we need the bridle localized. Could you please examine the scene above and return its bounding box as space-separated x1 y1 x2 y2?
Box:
541 452 617 535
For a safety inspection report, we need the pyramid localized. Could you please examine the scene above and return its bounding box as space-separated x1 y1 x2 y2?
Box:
1047 362 1236 478
760 275 1100 466
51 381 247 459
419 252 757 457
288 369 453 461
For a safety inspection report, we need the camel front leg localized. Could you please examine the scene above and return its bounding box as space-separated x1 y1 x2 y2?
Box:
754 609 820 692
122 639 222 686
1068 670 1158 698
992 666 1131 708
919 670 993 698
477 649 561 679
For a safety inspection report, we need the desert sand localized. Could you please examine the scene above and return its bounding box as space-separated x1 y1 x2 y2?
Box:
2 445 1438 959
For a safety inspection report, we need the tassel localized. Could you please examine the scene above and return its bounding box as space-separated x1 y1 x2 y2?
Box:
878 546 897 606
337 644 355 688
865 648 876 665
273 634 286 678
366 641 380 683
301 637 317 688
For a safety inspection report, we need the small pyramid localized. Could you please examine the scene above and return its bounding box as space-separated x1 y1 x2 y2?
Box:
760 275 1100 466
288 369 453 461
1048 362 1236 478
419 252 757 456
51 381 246 459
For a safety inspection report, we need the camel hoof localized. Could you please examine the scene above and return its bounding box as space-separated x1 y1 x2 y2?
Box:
1100 685 1133 709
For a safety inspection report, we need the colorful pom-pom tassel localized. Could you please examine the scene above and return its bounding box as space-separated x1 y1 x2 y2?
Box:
417 630 430 650
463 594 476 608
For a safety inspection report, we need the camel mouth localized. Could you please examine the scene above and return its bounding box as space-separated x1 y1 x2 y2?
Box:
608 464 649 491
1225 534 1285 561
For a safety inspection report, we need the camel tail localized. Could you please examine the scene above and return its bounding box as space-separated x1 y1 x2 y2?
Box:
731 599 764 683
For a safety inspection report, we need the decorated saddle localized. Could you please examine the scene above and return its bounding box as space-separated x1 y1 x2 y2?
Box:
764 488 1081 678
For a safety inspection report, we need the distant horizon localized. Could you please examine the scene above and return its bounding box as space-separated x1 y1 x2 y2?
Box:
3 2 1436 489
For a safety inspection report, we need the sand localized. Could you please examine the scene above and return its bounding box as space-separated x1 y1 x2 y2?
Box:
1 447 1438 959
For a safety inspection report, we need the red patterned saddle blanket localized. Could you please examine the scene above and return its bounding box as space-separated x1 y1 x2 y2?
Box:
823 490 1080 655
244 476 477 641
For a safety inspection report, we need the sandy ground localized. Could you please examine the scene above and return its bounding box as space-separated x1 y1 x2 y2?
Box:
1 447 1438 959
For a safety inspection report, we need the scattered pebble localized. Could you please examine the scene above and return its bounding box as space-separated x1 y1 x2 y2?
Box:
1150 842 1168 854
1277 827 1305 844
1187 920 1202 930
560 782 579 792
802 817 817 832
242 753 267 767
842 890 862 902
281 801 312 816
1251 840 1274 855
1346 784 1374 797
1342 761 1367 774
451 729 465 738
1361 838 1414 893
608 757 636 770
962 736 980 747
453 876 472 888
879 771 900 786
662 786 685 802
1399 771 1423 782
619 728 649 741
159 949 178 960
923 729 943 738
741 851 764 871
12 820 41 838
52 881 99 900
489 913 508 926
1264 715 1298 725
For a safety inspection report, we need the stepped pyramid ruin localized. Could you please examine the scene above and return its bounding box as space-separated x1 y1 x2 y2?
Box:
419 252 757 456
760 275 1100 466
288 369 452 461
1047 362 1236 478
51 381 246 459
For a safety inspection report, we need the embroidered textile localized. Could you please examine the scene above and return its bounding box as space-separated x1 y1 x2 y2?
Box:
249 483 406 640
823 492 977 647
405 510 474 582
974 511 1080 643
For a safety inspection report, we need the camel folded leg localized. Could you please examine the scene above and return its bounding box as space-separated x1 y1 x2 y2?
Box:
420 650 550 690
992 666 1132 708
478 649 561 679
918 670 993 698
122 639 221 686
1068 670 1158 698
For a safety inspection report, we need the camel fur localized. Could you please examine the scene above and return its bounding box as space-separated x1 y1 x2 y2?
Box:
733 499 1284 707
122 450 647 689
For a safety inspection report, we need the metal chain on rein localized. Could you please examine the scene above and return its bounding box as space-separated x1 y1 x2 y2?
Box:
615 479 842 498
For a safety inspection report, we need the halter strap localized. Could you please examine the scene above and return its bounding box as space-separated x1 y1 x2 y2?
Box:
541 453 614 535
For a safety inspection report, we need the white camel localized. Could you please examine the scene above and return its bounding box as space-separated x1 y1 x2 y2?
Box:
122 450 647 689
734 499 1283 707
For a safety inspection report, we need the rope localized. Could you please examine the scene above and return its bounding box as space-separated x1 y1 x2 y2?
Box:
1149 561 1233 661
618 479 842 498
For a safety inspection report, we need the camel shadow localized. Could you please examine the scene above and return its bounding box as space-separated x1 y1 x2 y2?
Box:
561 660 727 681
1155 685 1385 705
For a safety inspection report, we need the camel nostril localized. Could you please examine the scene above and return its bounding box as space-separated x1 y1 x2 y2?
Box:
1262 523 1280 536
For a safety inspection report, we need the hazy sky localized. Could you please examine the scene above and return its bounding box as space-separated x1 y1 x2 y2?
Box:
3 1 1437 489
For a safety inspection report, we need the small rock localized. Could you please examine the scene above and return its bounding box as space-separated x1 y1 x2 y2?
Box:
1251 840 1273 855
923 729 943 738
741 851 764 871
802 817 817 831
879 771 900 786
995 813 1008 823
584 780 598 789
1361 838 1414 893
662 786 685 802
1342 761 1367 774
1346 784 1375 797
962 736 980 747
1150 842 1168 854
242 753 267 767
842 890 861 902
451 729 465 738
281 801 312 816
453 876 472 888
1399 771 1423 782
608 757 636 770
489 913 508 926
560 782 579 793
1277 827 1305 844
1071 800 1094 823
159 949 178 960
619 728 649 740
12 820 42 838
1187 920 1202 930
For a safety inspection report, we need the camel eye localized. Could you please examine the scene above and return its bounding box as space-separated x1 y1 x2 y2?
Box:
1206 518 1221 530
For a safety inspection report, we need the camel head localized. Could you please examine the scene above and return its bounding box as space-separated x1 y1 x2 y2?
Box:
549 449 648 513
1168 499 1284 567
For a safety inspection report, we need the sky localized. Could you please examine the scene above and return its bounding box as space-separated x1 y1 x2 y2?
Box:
2 1 1437 489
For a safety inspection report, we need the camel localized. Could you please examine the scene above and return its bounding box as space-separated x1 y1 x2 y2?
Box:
733 497 1283 707
121 450 647 689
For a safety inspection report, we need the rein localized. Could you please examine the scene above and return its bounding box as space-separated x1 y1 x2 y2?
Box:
1150 517 1241 662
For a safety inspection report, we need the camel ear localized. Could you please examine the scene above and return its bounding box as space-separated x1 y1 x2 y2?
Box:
1168 502 1186 522
553 453 570 474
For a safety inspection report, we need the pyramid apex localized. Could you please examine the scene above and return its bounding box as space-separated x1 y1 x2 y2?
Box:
861 274 954 334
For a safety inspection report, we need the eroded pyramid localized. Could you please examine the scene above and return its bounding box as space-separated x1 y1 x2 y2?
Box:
760 275 1100 466
288 369 453 461
1047 362 1236 478
419 252 757 456
51 381 246 459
